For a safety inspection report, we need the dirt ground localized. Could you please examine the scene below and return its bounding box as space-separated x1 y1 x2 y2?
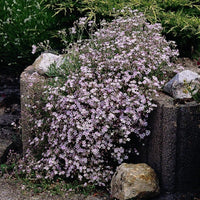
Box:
0 177 66 200
0 176 110 200
0 176 200 200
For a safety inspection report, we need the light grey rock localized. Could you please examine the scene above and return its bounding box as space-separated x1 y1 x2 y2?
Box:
111 163 160 200
163 70 200 99
32 53 64 75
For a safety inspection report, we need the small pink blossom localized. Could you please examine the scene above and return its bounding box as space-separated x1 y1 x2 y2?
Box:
31 44 37 54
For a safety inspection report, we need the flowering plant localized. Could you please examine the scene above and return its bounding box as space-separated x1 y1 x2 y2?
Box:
20 9 180 186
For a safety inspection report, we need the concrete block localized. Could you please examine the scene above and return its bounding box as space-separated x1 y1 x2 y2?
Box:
146 92 200 192
20 65 46 153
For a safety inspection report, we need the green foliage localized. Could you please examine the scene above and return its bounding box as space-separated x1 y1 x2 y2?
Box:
17 176 97 196
192 90 200 103
41 0 200 57
0 163 15 175
42 0 132 19
0 0 58 74
1 0 199 75
127 0 200 57
184 80 200 103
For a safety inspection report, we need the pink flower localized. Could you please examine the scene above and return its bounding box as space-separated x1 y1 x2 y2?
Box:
31 44 37 54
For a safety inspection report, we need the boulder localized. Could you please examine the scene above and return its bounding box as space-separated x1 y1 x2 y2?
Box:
111 163 160 200
163 70 200 99
32 53 64 75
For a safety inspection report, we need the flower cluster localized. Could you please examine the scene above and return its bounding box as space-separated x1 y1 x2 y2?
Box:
21 10 180 186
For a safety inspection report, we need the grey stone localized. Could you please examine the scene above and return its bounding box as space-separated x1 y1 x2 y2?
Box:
163 70 200 99
111 163 160 200
32 53 64 75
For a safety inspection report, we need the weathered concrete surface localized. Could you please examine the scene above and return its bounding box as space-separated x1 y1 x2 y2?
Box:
20 66 46 154
20 53 64 154
141 92 200 192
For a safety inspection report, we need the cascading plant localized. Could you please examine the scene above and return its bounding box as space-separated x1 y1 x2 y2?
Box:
19 9 182 186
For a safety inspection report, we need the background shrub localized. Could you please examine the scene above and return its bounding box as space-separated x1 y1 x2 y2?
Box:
42 0 200 57
0 0 58 74
20 10 181 186
128 0 200 57
1 0 199 75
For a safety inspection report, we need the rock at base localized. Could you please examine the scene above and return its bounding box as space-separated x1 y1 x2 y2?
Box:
111 163 160 200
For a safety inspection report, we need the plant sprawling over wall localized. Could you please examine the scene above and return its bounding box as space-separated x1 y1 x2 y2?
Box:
20 10 181 186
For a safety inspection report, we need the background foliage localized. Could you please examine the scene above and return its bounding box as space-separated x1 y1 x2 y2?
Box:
130 0 200 57
0 0 58 74
43 0 200 57
1 0 200 74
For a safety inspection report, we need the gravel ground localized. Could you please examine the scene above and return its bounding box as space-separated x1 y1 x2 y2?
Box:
0 177 65 200
0 176 200 200
0 177 110 200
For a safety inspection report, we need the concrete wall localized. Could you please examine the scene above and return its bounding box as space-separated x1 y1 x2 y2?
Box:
20 65 46 153
143 93 200 192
